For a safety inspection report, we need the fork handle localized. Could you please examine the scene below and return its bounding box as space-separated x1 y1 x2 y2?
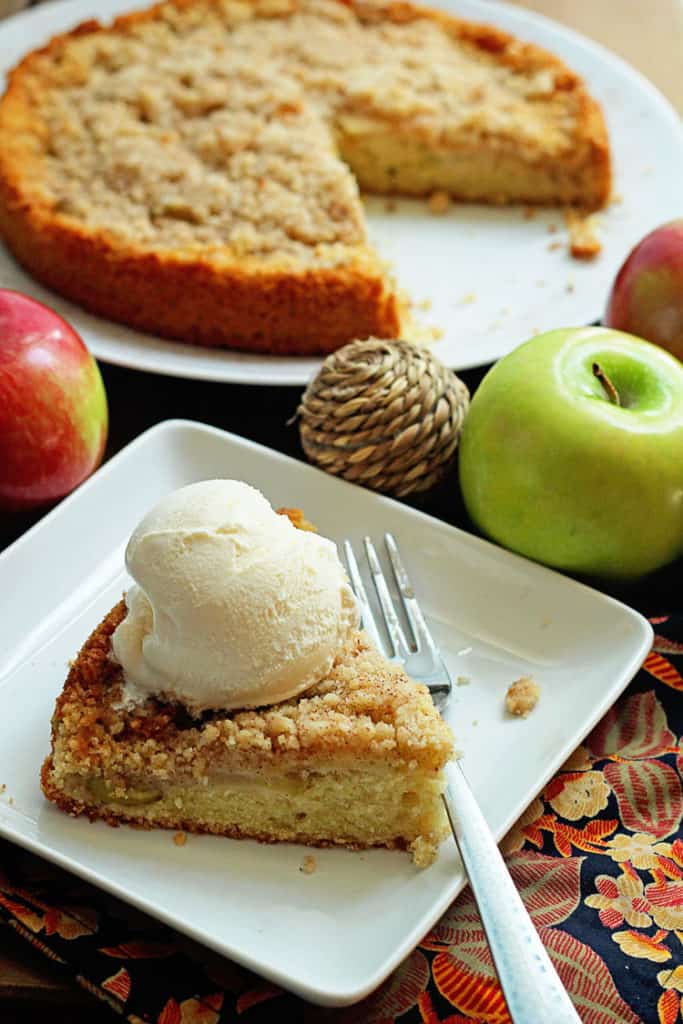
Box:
442 762 581 1024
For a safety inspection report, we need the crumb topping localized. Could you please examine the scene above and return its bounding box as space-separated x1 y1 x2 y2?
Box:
275 507 318 532
49 601 453 782
16 0 590 263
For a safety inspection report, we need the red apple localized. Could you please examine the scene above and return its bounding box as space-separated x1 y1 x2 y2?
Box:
0 289 108 510
605 219 683 361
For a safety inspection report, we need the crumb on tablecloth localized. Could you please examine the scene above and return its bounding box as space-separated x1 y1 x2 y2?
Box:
300 854 317 874
456 675 470 686
459 292 477 306
506 676 540 717
173 831 187 847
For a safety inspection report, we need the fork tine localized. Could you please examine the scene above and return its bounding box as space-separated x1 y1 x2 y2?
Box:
384 533 440 661
363 537 410 658
342 540 387 656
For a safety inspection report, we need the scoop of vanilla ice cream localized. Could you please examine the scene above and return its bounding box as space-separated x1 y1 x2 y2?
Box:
111 480 359 713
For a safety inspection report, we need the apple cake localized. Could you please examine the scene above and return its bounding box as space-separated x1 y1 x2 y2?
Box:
0 0 611 354
41 600 454 866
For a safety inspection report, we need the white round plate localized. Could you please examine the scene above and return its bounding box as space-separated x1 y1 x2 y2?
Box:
1 0 682 385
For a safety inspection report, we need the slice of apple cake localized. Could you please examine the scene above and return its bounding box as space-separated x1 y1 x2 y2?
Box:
41 601 453 866
41 482 454 866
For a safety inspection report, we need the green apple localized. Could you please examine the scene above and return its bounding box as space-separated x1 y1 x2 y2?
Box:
458 327 683 580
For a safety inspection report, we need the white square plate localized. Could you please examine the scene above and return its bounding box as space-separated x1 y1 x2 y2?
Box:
0 420 652 1006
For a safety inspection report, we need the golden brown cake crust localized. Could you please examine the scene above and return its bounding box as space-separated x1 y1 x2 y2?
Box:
0 171 399 356
0 0 610 354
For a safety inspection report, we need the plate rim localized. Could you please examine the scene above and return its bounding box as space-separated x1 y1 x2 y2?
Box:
0 418 654 1004
1 0 682 385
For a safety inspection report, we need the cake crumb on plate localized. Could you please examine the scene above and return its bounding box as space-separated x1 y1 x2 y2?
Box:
173 831 187 847
506 676 540 717
565 209 602 259
409 836 437 869
428 190 450 215
300 854 317 874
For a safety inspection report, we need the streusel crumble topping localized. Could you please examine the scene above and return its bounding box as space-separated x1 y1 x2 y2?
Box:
52 602 453 783
30 0 584 261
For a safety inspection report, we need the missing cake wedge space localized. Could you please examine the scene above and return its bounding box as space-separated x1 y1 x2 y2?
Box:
41 602 454 867
0 0 611 355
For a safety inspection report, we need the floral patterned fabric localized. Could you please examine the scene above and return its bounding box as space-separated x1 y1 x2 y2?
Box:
1 613 682 1023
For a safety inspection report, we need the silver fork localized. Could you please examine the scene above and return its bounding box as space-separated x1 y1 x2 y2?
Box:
344 533 581 1024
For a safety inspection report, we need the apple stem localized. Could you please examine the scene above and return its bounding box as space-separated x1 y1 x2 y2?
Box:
592 362 620 406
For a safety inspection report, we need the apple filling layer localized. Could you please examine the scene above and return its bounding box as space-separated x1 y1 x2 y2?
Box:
54 764 449 864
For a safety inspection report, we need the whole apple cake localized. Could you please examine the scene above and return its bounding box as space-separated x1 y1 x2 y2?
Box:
0 0 611 354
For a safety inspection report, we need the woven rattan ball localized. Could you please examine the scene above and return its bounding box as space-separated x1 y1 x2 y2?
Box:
297 338 470 498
